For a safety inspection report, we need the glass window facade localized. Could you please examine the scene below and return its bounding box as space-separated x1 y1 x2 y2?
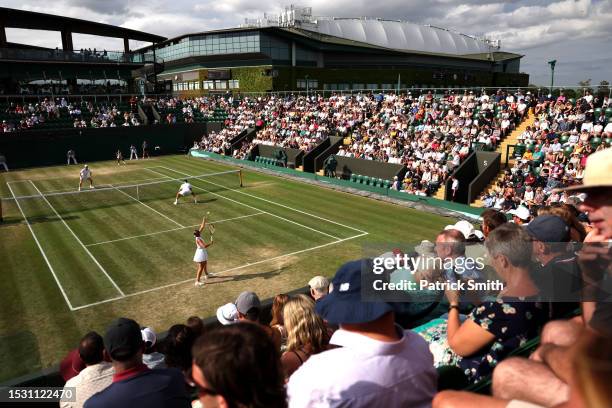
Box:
155 31 260 62
260 34 290 61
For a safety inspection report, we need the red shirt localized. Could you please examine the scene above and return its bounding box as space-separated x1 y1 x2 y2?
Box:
113 363 150 383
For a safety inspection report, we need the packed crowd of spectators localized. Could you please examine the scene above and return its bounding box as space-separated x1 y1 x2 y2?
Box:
55 147 612 408
481 91 611 216
192 89 528 196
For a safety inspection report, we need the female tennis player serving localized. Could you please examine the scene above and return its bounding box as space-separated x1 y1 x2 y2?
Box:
194 215 213 287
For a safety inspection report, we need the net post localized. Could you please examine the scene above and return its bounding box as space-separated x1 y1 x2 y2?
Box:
0 198 4 223
137 184 140 201
239 170 244 187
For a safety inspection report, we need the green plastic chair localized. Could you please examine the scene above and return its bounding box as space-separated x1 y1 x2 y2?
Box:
559 134 569 144
605 108 612 119
357 175 364 184
363 176 371 185
383 180 391 189
591 137 602 148
605 138 612 147
350 174 357 183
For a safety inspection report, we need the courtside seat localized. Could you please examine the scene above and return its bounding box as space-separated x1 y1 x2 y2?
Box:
350 174 357 183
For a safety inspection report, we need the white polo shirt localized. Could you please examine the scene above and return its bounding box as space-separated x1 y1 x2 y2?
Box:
287 325 437 408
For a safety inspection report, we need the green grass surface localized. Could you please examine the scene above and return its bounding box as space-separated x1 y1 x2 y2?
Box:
0 155 454 382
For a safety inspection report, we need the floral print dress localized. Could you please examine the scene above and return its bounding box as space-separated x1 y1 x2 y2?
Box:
415 297 544 383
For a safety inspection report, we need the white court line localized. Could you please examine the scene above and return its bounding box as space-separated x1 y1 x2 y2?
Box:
70 231 368 311
85 212 265 247
6 182 76 311
110 184 185 228
156 165 368 235
37 175 172 195
147 167 342 241
29 180 126 297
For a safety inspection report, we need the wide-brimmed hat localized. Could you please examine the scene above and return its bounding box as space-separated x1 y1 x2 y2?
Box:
558 148 612 192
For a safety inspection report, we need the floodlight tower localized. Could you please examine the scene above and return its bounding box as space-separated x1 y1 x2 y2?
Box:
548 60 557 93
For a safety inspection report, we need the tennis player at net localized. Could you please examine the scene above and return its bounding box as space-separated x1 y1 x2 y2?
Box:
174 179 197 205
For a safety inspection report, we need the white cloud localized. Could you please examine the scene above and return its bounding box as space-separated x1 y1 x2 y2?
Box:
0 0 610 85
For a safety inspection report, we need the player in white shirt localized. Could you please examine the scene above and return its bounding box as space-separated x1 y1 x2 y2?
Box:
174 179 197 205
78 165 94 191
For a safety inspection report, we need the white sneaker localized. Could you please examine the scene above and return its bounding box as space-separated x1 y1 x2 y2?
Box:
78 187 81 191
90 185 94 189
194 199 197 204
173 200 178 205
195 281 204 287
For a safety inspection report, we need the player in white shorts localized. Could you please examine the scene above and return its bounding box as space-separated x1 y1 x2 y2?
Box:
174 179 197 205
194 216 213 286
78 165 94 191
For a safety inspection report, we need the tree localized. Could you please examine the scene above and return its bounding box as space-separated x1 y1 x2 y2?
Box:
597 80 610 96
578 79 593 95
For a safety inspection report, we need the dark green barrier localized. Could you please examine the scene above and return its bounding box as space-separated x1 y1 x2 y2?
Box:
0 123 212 169
313 136 344 173
255 145 304 168
191 150 483 217
332 155 405 179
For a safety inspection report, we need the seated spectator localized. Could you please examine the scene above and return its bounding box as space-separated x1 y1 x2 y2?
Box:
60 332 113 408
437 223 544 383
191 323 287 408
161 324 197 377
308 275 330 301
508 205 531 225
525 215 580 319
186 316 205 337
480 208 508 238
216 303 238 325
84 317 190 408
281 294 329 379
492 147 612 407
270 294 289 351
235 291 282 350
59 348 86 383
287 259 437 407
141 327 165 369
433 333 612 408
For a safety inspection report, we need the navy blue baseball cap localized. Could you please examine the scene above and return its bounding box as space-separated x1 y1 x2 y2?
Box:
315 259 393 325
525 215 570 242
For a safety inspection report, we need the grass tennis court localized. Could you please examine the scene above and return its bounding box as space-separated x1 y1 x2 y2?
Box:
0 155 453 382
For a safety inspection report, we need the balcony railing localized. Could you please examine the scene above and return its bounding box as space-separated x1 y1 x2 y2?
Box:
0 48 161 64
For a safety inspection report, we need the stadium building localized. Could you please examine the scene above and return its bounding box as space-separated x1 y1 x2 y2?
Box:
138 6 529 94
0 7 165 95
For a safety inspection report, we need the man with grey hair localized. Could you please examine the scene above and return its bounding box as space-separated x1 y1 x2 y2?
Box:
308 276 330 301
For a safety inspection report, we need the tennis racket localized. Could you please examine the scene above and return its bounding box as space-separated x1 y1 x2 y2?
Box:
207 223 215 235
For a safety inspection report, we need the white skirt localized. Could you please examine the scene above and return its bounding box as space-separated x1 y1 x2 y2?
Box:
193 248 208 262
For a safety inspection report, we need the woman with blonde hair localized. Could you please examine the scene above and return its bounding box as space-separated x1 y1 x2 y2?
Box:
269 294 289 350
281 294 329 379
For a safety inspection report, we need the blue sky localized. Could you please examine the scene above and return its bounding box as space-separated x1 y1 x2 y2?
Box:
1 0 610 86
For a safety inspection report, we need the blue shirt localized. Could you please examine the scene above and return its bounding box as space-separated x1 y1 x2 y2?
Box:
84 366 190 408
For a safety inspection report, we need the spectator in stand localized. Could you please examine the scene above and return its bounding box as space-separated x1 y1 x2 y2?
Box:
186 316 205 337
216 303 238 325
480 209 508 238
491 148 612 407
191 323 287 408
141 327 165 369
84 317 190 408
308 275 330 301
281 294 330 379
433 332 612 408
270 294 289 351
435 223 544 382
508 205 531 225
60 332 113 408
161 324 197 377
287 259 437 407
235 291 282 351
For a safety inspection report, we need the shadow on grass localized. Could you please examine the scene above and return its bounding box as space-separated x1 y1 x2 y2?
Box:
205 266 287 286
0 331 42 383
